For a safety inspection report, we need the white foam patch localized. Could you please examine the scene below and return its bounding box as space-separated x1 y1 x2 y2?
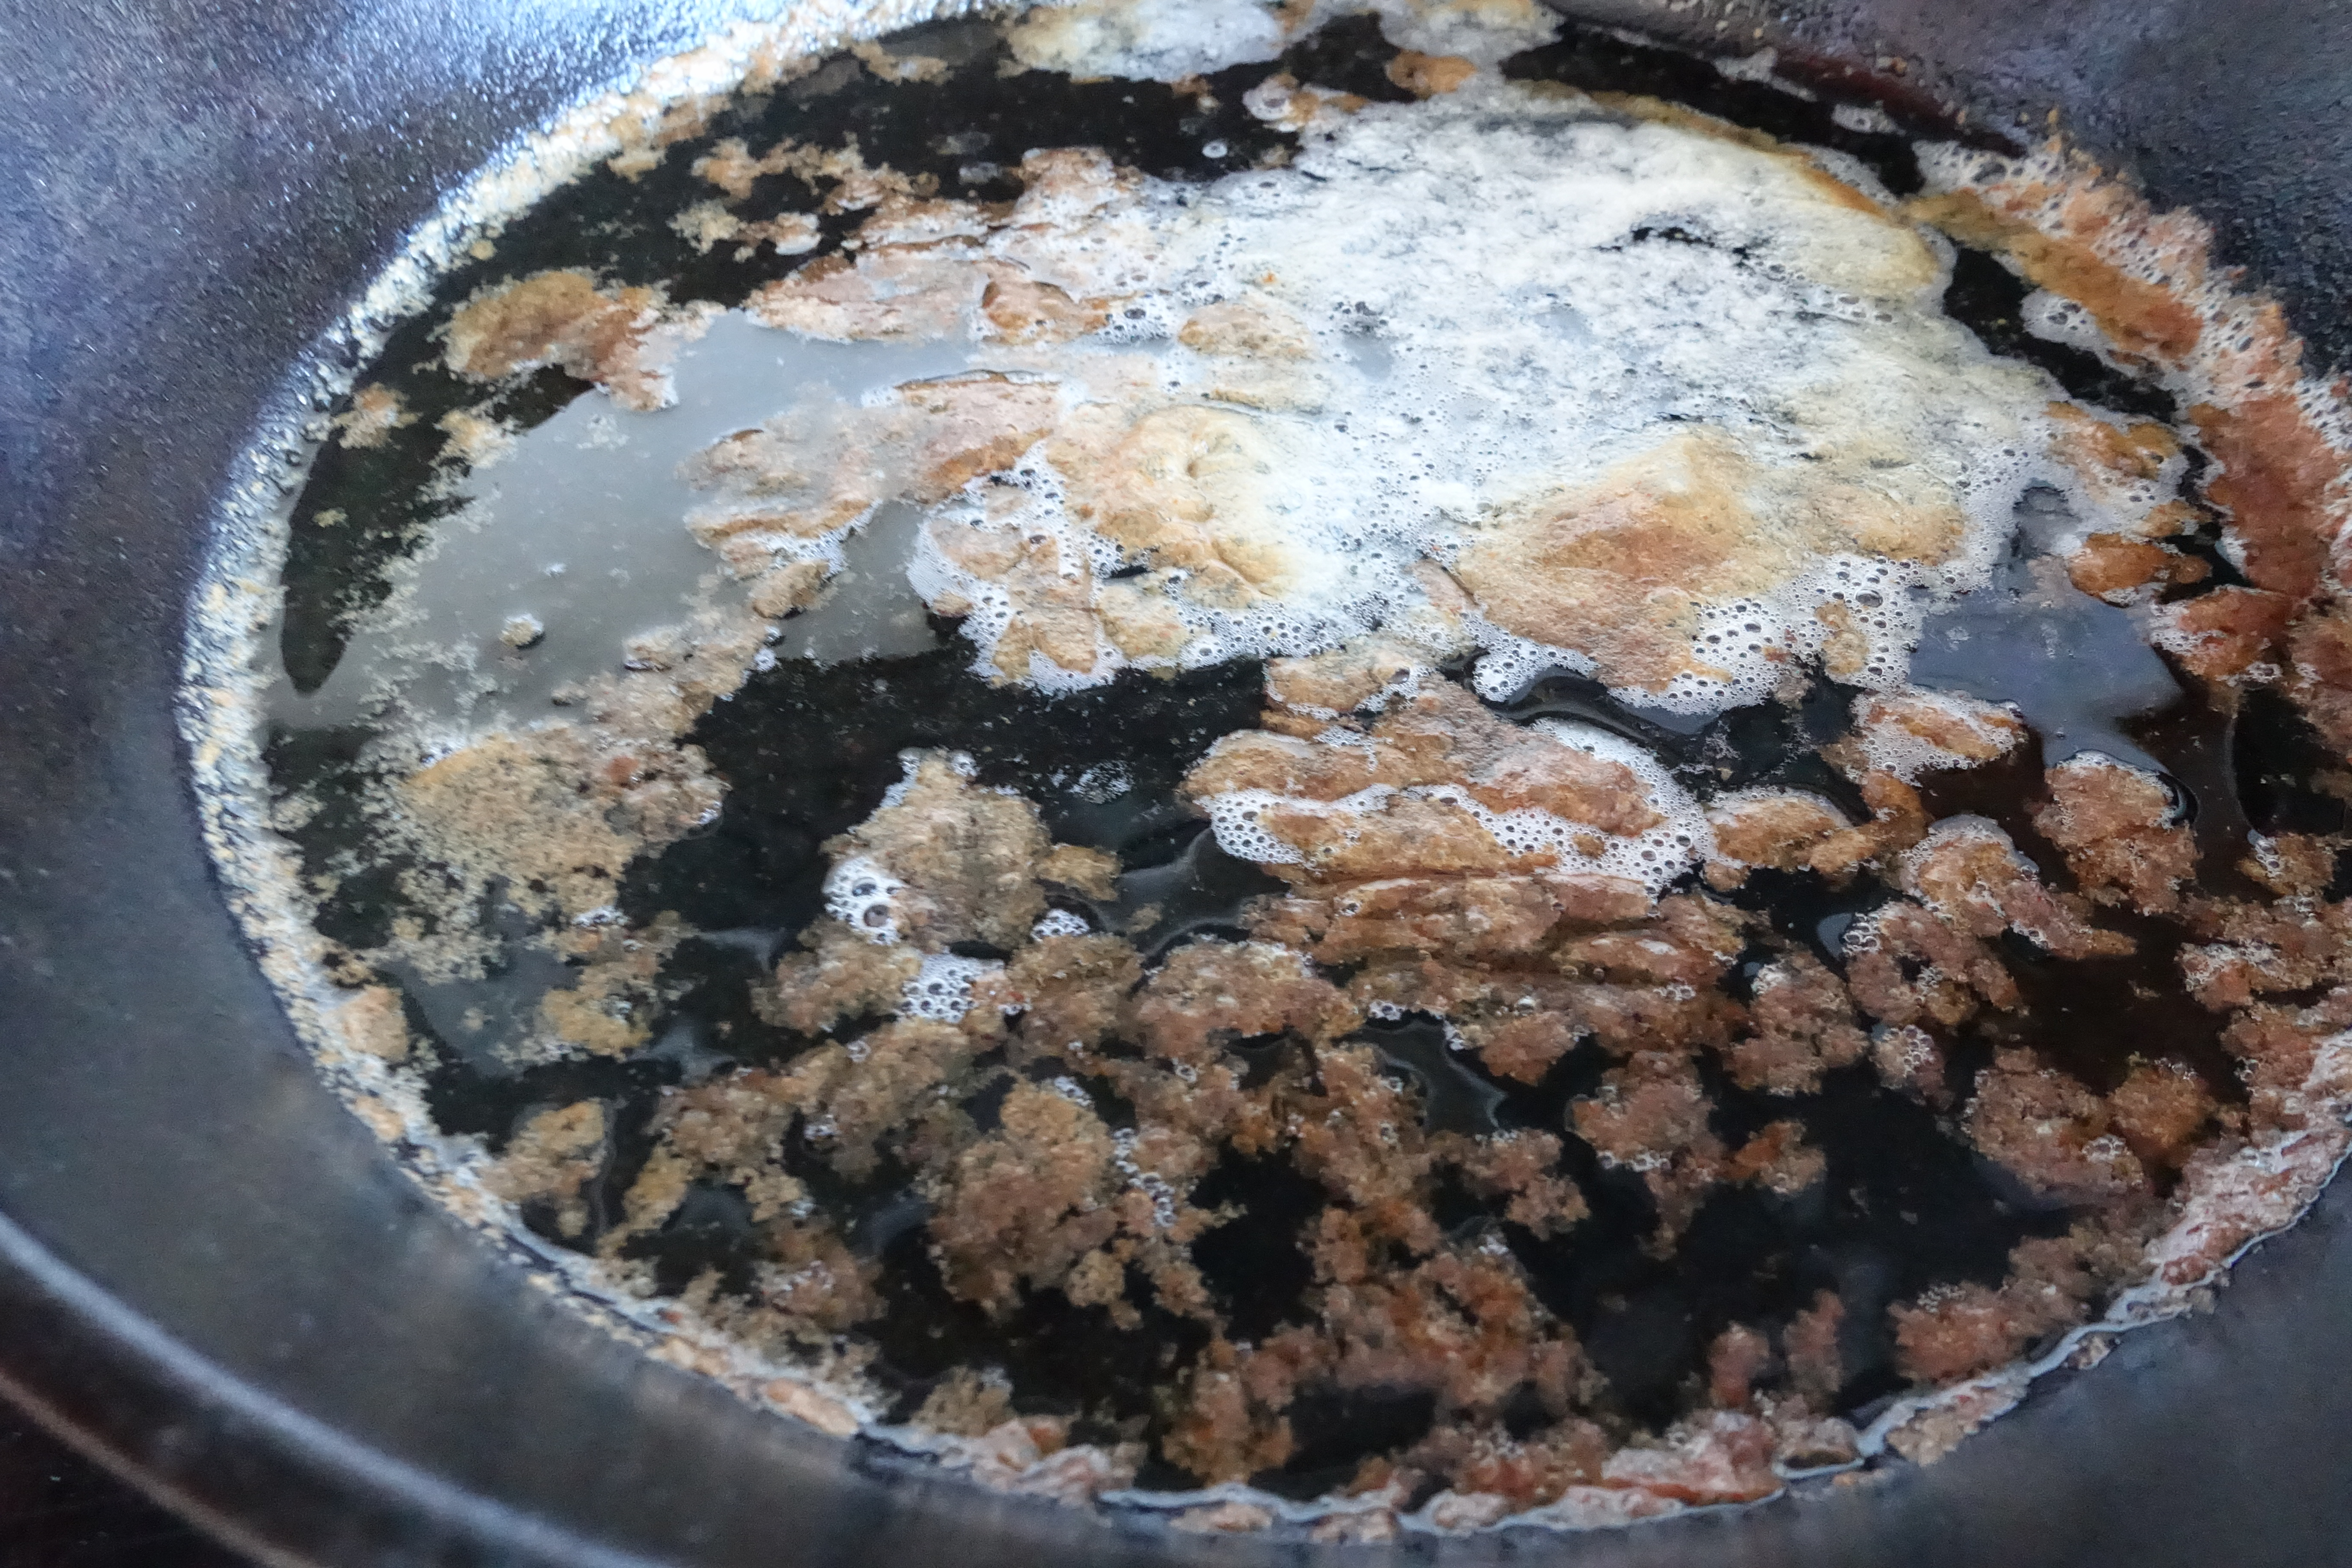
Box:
1852 692 2025 781
899 952 1001 1020
1466 622 1601 704
1198 720 1709 895
1030 908 1094 940
824 855 905 943
1528 720 1714 890
1004 0 1288 82
1009 0 1561 81
1200 787 1319 868
2022 289 2121 365
711 83 2098 716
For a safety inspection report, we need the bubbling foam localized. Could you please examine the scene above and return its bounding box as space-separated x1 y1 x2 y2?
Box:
900 953 1004 1021
824 855 906 943
718 81 2143 718
1196 719 1711 897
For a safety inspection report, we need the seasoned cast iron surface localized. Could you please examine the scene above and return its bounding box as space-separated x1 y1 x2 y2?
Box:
0 0 2348 1563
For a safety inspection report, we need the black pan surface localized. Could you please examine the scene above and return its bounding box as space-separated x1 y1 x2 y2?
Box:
0 1 2347 1563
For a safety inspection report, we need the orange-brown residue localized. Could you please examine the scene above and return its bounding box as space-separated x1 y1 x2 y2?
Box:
441 270 704 411
2032 755 2197 915
2189 395 2343 602
1907 189 2203 367
2150 585 2294 683
1454 430 1966 692
1188 677 1663 837
2066 533 2208 600
1386 49 1477 98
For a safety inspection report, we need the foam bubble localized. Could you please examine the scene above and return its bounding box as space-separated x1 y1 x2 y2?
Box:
1197 720 1709 895
899 952 1001 1020
824 855 905 943
787 84 2089 713
1031 908 1094 940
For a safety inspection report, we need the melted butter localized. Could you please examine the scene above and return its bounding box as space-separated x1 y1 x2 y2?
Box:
282 78 2169 753
736 84 2094 712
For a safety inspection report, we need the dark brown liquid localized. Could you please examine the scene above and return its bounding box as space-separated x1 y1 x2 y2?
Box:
260 12 2288 1497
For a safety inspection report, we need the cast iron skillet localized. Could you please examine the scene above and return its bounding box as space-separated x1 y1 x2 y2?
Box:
1 1 2348 1563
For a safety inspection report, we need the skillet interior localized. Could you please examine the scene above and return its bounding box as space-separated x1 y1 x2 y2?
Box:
0 0 2347 1562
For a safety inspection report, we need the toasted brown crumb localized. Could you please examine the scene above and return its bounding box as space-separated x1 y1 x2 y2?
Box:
1722 950 1866 1093
2033 755 2197 915
1869 1023 1948 1104
1454 1010 1582 1085
1162 1338 1301 1482
1805 770 1932 877
1267 637 1435 715
1596 1412 1779 1504
1571 1050 1725 1244
914 1368 1017 1437
2045 401 2184 535
749 248 984 342
1852 690 2025 772
1727 1120 1826 1196
2187 393 2340 602
2176 895 2352 1011
398 724 720 926
540 915 683 1056
1764 1401 1859 1468
1126 939 1355 1062
760 921 923 1035
1705 791 1850 880
2239 832 2338 898
338 985 411 1062
441 270 704 411
2149 586 2294 683
1706 1324 1773 1409
1846 901 2018 1028
1387 50 1479 98
1037 843 1121 899
1784 1290 1845 1406
984 932 1143 1063
1253 875 1593 964
2220 986 2352 1131
1187 677 1666 838
1900 816 2132 959
1965 1048 2150 1204
980 273 1110 344
1890 1283 2032 1385
1419 1420 1611 1509
850 37 948 83
2067 533 2209 601
1440 1130 1589 1238
2106 1061 2216 1168
806 1020 976 1179
486 1101 606 1237
824 754 1057 950
1907 189 2203 366
1893 1219 2149 1388
928 1081 1121 1312
1178 297 1317 361
331 384 413 448
1881 1376 2021 1465
2283 601 2352 752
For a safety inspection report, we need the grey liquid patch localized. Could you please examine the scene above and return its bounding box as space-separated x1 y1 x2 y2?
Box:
268 312 971 737
389 901 576 1067
767 500 944 665
1912 489 2178 774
